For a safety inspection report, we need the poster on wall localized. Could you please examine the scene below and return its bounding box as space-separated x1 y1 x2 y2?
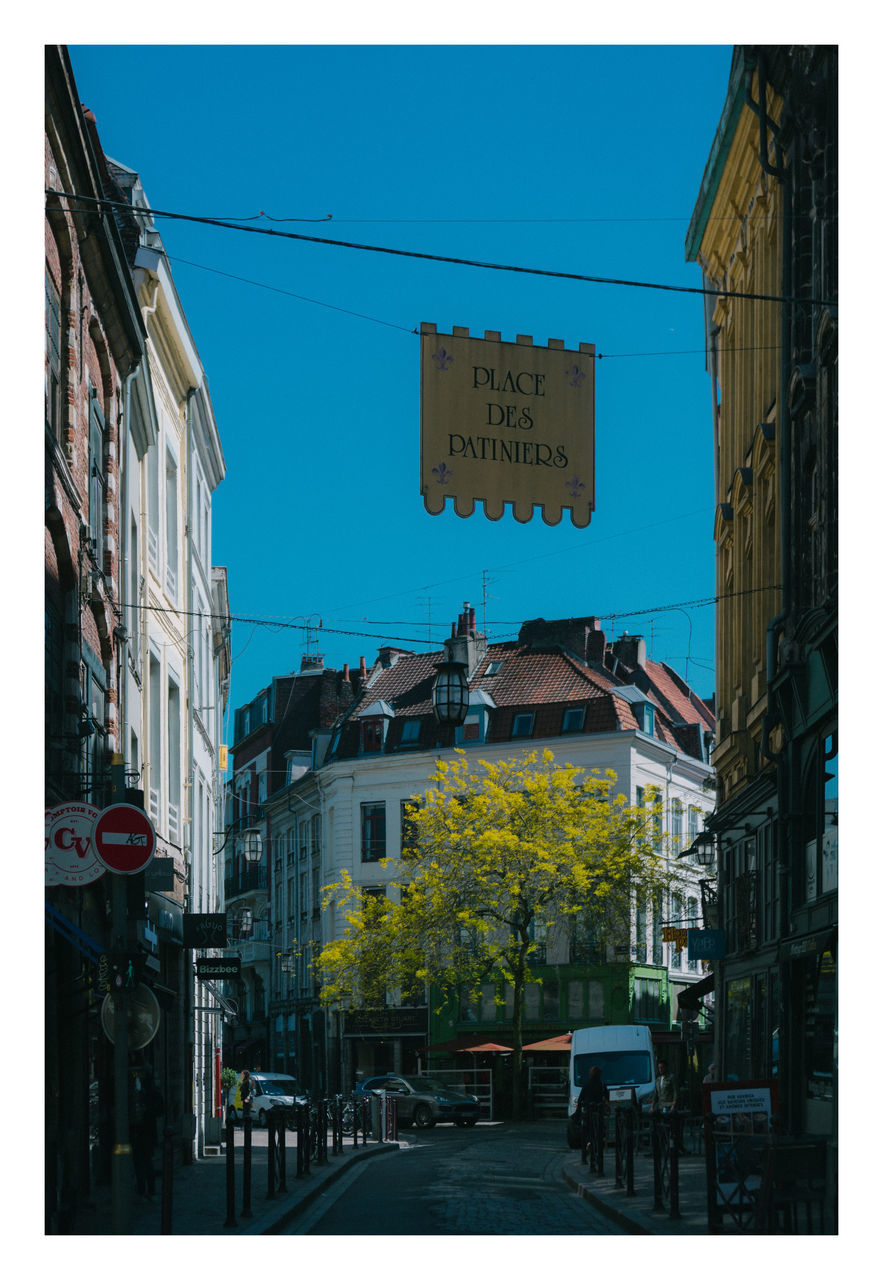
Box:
703 1079 779 1231
420 323 595 527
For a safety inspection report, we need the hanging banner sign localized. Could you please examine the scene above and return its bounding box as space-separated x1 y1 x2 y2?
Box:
420 323 595 527
45 803 105 886
687 928 726 959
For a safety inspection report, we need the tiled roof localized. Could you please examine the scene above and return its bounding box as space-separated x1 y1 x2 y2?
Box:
330 616 714 765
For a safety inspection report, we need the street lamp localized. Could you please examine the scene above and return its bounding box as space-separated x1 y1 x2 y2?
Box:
241 828 263 861
431 658 470 727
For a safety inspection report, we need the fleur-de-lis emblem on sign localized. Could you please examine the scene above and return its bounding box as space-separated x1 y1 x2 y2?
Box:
432 348 454 371
565 475 585 499
565 364 586 388
432 462 453 485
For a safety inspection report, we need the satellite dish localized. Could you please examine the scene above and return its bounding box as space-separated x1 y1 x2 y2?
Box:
101 984 161 1049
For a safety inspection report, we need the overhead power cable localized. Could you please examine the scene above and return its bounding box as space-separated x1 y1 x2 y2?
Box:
46 188 838 310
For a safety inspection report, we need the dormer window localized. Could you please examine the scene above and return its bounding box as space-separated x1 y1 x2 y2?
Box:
511 712 534 739
400 718 422 746
360 718 384 753
456 688 495 747
640 703 655 736
358 699 394 754
562 706 585 733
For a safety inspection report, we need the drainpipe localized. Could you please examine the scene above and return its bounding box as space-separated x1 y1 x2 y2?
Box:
118 363 141 765
185 385 199 1159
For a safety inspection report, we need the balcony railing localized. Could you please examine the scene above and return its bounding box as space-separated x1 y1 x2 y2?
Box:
225 865 268 897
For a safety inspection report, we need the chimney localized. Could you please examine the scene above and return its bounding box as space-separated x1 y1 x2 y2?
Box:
359 656 367 680
342 663 350 682
445 602 486 676
611 631 647 670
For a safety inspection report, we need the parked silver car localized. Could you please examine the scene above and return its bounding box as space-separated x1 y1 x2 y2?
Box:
356 1073 480 1128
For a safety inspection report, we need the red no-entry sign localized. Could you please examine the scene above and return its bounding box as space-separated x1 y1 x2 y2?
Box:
94 803 156 875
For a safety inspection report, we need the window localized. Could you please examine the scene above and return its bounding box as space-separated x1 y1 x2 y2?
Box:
634 892 647 963
688 806 699 846
45 273 62 439
89 388 106 554
486 660 504 676
167 675 181 842
639 703 655 736
45 601 64 743
312 868 320 918
461 715 481 743
399 718 421 745
562 706 585 733
632 977 664 1023
687 897 700 972
511 712 534 738
361 718 384 753
165 449 179 598
671 800 684 855
401 800 420 856
361 802 386 862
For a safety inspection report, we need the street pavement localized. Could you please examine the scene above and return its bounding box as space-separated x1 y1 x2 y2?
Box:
71 1118 713 1236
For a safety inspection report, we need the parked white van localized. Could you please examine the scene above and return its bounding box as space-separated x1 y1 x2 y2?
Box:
568 1024 656 1119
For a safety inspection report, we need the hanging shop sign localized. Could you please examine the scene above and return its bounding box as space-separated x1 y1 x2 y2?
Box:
687 928 726 960
184 913 228 949
196 956 241 980
45 802 105 886
420 323 595 527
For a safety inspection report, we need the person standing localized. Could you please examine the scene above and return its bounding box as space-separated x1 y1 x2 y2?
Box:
239 1069 253 1121
649 1058 677 1113
576 1065 605 1167
130 1066 163 1201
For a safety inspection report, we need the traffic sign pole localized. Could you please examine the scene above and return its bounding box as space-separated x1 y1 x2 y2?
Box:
109 759 132 1235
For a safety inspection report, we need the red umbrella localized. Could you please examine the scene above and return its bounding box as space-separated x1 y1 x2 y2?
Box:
455 1042 513 1054
522 1033 573 1052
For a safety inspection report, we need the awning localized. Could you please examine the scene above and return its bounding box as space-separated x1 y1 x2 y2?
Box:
676 972 715 1008
456 1042 513 1054
523 1033 573 1052
425 1034 512 1054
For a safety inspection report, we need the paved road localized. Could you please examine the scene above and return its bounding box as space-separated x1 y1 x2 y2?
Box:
286 1121 626 1235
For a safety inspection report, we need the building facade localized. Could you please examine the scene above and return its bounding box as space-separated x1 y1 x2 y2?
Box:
227 608 716 1100
45 45 147 1231
685 45 837 1158
45 46 232 1231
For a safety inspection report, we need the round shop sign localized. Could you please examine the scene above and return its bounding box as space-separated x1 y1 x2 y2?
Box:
45 803 105 887
100 983 161 1050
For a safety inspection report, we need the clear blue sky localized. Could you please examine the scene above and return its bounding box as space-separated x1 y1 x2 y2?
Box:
67 43 735 727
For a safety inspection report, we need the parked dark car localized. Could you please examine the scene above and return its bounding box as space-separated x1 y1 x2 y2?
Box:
355 1074 480 1128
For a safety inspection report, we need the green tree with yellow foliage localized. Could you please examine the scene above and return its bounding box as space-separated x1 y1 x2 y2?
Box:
318 749 680 1115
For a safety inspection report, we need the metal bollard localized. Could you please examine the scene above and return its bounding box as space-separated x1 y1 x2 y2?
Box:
652 1114 664 1211
160 1124 174 1234
669 1112 682 1220
626 1106 636 1197
296 1102 309 1177
267 1109 277 1199
242 1112 253 1218
224 1116 237 1228
316 1096 327 1165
